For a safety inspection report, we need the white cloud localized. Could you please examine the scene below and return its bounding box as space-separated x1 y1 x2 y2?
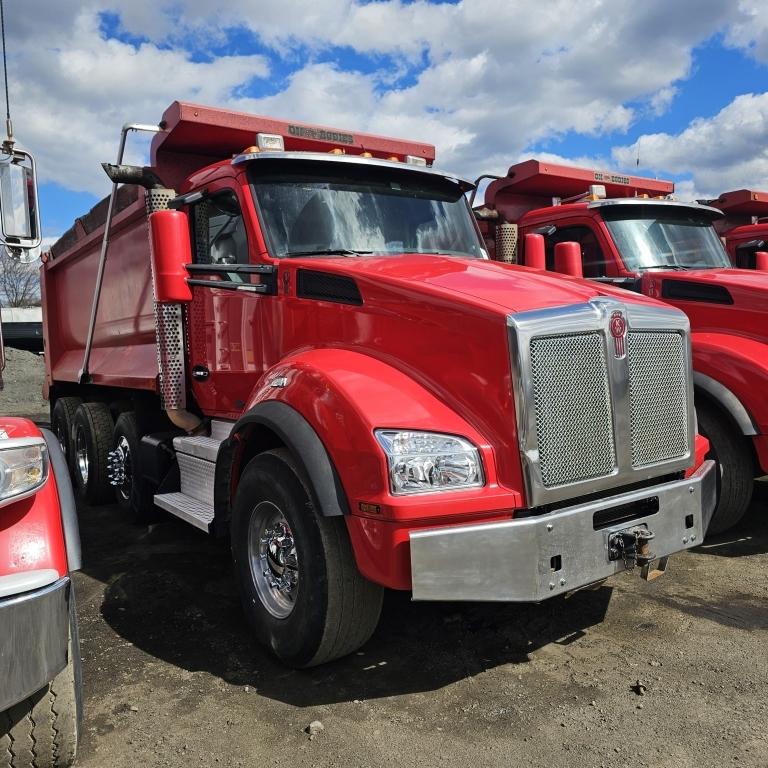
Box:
725 1 768 63
612 92 768 198
7 4 269 195
1 0 763 207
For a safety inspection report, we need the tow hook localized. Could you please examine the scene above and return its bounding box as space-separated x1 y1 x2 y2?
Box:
607 526 669 582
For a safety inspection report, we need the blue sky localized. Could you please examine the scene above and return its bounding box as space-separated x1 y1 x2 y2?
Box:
7 1 766 241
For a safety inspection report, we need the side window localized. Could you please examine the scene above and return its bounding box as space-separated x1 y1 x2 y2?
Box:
545 225 609 278
734 240 764 269
191 191 249 265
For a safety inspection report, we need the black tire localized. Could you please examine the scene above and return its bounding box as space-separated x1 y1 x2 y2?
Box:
112 411 157 523
72 402 114 505
231 449 384 668
0 591 82 767
51 397 82 476
698 402 754 535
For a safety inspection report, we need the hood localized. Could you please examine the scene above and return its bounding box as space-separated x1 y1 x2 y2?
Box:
294 254 662 316
640 268 768 340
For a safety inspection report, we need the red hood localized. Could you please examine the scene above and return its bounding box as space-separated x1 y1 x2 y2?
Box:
640 268 768 340
299 254 664 315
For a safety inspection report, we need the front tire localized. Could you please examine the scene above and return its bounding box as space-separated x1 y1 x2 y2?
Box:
698 402 754 535
0 592 82 767
72 402 114 505
231 449 383 668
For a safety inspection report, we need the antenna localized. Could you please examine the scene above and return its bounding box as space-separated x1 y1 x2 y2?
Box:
635 136 641 168
0 0 12 152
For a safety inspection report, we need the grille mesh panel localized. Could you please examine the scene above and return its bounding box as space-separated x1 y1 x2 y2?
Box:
627 331 689 466
530 333 616 487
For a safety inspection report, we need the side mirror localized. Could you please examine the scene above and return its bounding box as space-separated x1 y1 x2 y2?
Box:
756 251 768 272
554 241 583 278
149 210 193 303
0 150 41 260
524 233 546 269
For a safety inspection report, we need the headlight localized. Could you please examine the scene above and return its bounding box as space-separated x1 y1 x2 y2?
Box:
0 441 48 503
375 430 484 495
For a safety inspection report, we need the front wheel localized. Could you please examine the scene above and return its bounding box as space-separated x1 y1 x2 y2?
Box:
0 592 82 767
231 449 383 668
698 403 754 535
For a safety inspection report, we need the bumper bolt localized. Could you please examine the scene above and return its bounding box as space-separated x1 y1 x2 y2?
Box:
559 578 566 586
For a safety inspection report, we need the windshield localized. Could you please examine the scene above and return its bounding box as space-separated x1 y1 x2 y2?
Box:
248 160 485 259
602 205 730 270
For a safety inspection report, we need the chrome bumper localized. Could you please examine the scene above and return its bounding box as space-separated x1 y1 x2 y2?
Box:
409 460 716 602
0 576 70 712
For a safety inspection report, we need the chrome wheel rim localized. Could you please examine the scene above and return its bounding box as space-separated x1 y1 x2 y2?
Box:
114 435 132 502
247 502 299 619
75 425 89 485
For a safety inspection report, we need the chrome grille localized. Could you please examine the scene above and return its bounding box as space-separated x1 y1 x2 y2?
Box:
529 332 616 487
627 331 689 467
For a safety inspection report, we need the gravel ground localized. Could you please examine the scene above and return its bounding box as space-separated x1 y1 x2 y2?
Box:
0 347 48 421
70 489 767 768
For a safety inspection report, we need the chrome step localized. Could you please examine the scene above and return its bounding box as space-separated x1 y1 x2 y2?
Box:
210 419 234 442
173 434 221 462
155 492 214 532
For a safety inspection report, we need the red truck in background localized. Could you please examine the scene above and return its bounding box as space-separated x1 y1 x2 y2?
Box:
42 102 714 668
0 147 82 766
0 419 82 768
706 188 768 269
476 160 768 535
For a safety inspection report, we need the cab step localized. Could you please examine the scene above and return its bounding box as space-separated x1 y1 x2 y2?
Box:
152 420 234 533
154 492 215 532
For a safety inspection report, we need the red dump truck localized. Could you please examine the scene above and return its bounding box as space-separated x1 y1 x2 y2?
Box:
42 103 714 667
706 188 768 269
476 160 768 534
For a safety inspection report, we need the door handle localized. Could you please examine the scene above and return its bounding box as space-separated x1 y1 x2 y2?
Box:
192 364 210 381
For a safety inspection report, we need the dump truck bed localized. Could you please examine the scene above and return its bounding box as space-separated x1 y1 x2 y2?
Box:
42 185 159 392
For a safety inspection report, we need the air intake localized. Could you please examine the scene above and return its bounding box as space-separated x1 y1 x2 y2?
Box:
296 270 363 305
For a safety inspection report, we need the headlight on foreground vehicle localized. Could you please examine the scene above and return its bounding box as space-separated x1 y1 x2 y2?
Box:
0 440 48 505
375 430 484 495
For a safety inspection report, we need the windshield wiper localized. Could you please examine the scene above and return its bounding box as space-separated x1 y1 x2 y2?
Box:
638 263 690 271
284 248 373 258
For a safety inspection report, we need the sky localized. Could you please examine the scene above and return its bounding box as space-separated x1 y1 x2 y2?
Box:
3 0 767 242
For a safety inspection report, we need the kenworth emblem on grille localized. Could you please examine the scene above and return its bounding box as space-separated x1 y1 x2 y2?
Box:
610 310 627 358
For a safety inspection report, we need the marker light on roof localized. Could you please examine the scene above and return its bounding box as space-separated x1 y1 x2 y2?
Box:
256 133 284 151
405 155 427 166
589 184 606 200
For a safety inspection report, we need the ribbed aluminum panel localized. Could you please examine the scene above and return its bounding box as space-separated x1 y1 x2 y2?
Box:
154 492 214 532
529 332 616 487
627 331 689 467
177 453 215 506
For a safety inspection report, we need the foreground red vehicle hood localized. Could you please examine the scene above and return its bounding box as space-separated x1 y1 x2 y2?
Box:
304 254 663 315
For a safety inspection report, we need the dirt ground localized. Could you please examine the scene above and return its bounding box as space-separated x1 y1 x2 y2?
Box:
65 487 767 768
6 351 767 768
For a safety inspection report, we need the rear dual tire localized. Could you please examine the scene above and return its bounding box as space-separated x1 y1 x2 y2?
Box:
51 397 82 475
72 402 114 505
231 449 384 668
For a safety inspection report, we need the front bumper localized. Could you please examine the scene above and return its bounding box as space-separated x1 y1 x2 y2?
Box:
409 460 716 602
0 576 70 712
